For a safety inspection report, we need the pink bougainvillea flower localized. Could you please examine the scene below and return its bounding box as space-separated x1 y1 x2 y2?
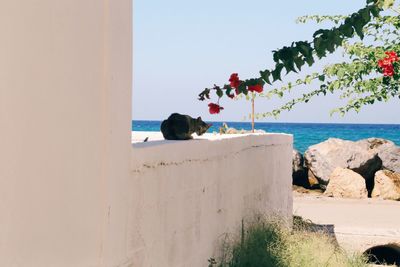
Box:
248 84 264 93
229 73 241 89
208 103 224 114
227 93 235 99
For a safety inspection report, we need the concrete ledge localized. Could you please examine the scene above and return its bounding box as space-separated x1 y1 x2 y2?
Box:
131 131 293 171
129 131 293 267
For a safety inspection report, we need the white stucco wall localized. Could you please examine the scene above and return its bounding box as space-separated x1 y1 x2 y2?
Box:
0 1 132 266
129 132 293 267
0 0 293 266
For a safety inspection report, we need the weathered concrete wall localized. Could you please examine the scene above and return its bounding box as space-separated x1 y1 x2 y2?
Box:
129 132 293 267
0 1 132 266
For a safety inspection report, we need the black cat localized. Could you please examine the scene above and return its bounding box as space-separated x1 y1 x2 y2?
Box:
161 113 212 140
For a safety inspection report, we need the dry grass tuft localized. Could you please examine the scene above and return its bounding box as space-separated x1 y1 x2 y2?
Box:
210 216 369 267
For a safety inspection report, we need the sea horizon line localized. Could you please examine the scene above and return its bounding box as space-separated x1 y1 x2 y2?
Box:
132 119 400 126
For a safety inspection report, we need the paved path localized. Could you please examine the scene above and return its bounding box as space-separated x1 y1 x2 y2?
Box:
293 195 400 252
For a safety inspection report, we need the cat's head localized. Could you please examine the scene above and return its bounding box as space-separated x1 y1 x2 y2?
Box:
195 117 212 136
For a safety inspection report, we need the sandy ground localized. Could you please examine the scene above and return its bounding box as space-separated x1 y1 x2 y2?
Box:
293 194 400 252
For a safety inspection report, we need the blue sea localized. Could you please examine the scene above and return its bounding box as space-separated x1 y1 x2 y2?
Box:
132 121 400 153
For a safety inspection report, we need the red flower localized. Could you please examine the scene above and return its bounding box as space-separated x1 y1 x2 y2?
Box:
248 84 263 93
229 73 241 89
378 51 398 77
383 64 395 77
208 103 224 114
385 51 399 63
378 58 392 68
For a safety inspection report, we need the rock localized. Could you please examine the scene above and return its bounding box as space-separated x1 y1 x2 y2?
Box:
307 170 321 188
324 168 368 199
371 170 400 201
292 150 309 187
357 138 400 173
226 128 238 134
224 127 266 135
254 129 266 134
304 138 382 190
356 137 395 150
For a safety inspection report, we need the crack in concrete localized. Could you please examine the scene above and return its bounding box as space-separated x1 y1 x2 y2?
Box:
132 143 291 174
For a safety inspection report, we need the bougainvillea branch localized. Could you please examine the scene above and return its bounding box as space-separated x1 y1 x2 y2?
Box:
258 1 400 118
204 73 264 131
198 0 387 115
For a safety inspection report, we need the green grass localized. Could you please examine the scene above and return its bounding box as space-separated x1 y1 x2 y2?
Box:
209 216 369 267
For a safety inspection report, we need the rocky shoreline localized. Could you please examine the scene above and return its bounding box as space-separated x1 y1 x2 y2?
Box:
292 138 400 201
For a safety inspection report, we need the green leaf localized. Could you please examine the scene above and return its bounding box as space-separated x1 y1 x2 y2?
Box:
383 0 395 9
283 59 297 74
225 87 233 97
296 41 313 58
305 55 315 66
304 75 313 84
325 35 336 53
313 29 328 38
314 37 327 58
359 8 371 22
260 70 272 85
238 83 248 95
333 81 340 90
332 29 344 46
273 51 280 63
216 87 223 98
337 69 345 78
294 57 305 71
198 88 210 101
272 64 284 81
369 5 381 17
278 47 295 62
352 14 366 39
339 24 354 37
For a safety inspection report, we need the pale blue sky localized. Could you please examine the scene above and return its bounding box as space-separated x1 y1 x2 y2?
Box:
133 0 400 124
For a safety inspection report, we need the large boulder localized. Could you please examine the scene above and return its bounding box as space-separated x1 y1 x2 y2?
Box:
304 138 382 189
357 138 400 173
324 168 368 199
371 170 400 201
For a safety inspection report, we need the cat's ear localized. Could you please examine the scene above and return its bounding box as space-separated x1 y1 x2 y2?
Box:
197 116 202 121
